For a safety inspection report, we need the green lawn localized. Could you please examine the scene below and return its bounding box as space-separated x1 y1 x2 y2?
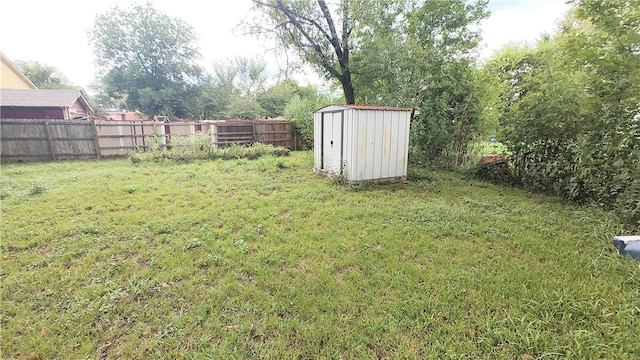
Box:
1 151 638 359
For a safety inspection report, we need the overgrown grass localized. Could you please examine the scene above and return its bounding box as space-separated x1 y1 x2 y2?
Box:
130 134 290 164
1 152 638 359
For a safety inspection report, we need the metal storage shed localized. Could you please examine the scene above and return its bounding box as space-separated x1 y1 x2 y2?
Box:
313 105 413 182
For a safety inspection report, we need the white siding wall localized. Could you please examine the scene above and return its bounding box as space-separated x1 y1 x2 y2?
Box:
400 111 410 177
313 111 322 170
344 109 410 181
344 109 354 179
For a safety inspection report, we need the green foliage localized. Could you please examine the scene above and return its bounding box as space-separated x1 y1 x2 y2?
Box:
283 92 333 147
227 57 267 98
410 64 485 168
248 0 356 103
130 133 289 163
480 2 640 229
1 155 637 358
28 179 45 196
189 75 234 120
90 2 202 119
271 147 291 157
257 79 316 118
13 60 76 89
250 0 489 158
224 95 265 120
350 0 489 168
471 162 517 187
189 57 274 120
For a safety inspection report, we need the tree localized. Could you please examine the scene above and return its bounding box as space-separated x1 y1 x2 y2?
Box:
352 0 488 166
90 2 202 119
249 0 356 103
201 57 269 119
480 1 640 228
14 60 75 89
213 57 268 99
250 0 489 167
258 79 316 117
224 95 266 119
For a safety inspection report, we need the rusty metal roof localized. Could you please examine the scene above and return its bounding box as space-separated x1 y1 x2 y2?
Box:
318 104 413 112
341 104 413 111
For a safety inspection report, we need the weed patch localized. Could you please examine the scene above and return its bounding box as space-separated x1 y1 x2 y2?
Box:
130 134 290 164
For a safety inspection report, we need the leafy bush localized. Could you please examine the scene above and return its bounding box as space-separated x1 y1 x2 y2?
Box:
479 3 640 230
408 64 484 169
272 147 290 157
284 94 332 148
471 160 517 187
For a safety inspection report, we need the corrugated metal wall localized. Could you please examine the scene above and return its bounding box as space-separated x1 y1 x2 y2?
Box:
314 106 411 182
345 109 410 181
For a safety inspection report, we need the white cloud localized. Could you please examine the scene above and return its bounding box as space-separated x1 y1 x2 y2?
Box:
1 0 571 90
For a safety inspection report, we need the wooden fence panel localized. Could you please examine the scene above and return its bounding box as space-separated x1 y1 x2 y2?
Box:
47 121 96 160
1 119 97 162
95 121 158 157
1 120 50 162
254 121 293 149
211 121 255 148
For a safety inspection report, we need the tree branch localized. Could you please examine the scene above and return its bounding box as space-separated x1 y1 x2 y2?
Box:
271 0 343 79
317 0 346 66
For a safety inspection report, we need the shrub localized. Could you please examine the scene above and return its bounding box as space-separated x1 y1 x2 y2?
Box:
129 134 290 164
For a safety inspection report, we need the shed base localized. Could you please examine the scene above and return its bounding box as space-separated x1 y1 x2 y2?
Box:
313 168 407 183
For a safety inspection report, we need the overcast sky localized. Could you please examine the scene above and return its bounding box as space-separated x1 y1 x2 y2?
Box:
0 0 570 90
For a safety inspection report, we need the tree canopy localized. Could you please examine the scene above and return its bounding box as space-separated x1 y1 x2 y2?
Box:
90 2 202 118
14 60 75 89
249 0 489 166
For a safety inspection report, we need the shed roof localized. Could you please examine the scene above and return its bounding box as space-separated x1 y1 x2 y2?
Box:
0 89 91 110
317 104 413 112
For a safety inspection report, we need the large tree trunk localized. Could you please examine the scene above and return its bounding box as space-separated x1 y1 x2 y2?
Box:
341 72 355 104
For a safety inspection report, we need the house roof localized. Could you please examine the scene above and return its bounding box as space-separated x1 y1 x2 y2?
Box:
318 104 414 112
0 52 38 89
0 89 91 112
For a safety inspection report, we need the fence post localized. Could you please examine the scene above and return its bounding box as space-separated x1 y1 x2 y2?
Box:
209 123 216 148
252 120 258 144
292 123 297 151
44 121 56 161
90 121 102 159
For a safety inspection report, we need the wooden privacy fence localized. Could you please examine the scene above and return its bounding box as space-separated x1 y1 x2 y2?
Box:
0 119 297 162
211 121 255 148
211 120 294 149
96 121 211 157
1 120 100 162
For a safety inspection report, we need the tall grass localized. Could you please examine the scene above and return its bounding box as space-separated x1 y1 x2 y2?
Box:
1 152 638 359
130 133 289 164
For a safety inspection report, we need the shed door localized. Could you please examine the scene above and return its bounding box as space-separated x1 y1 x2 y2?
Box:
321 111 343 174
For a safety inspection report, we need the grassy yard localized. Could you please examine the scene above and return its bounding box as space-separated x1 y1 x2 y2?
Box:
1 151 638 359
